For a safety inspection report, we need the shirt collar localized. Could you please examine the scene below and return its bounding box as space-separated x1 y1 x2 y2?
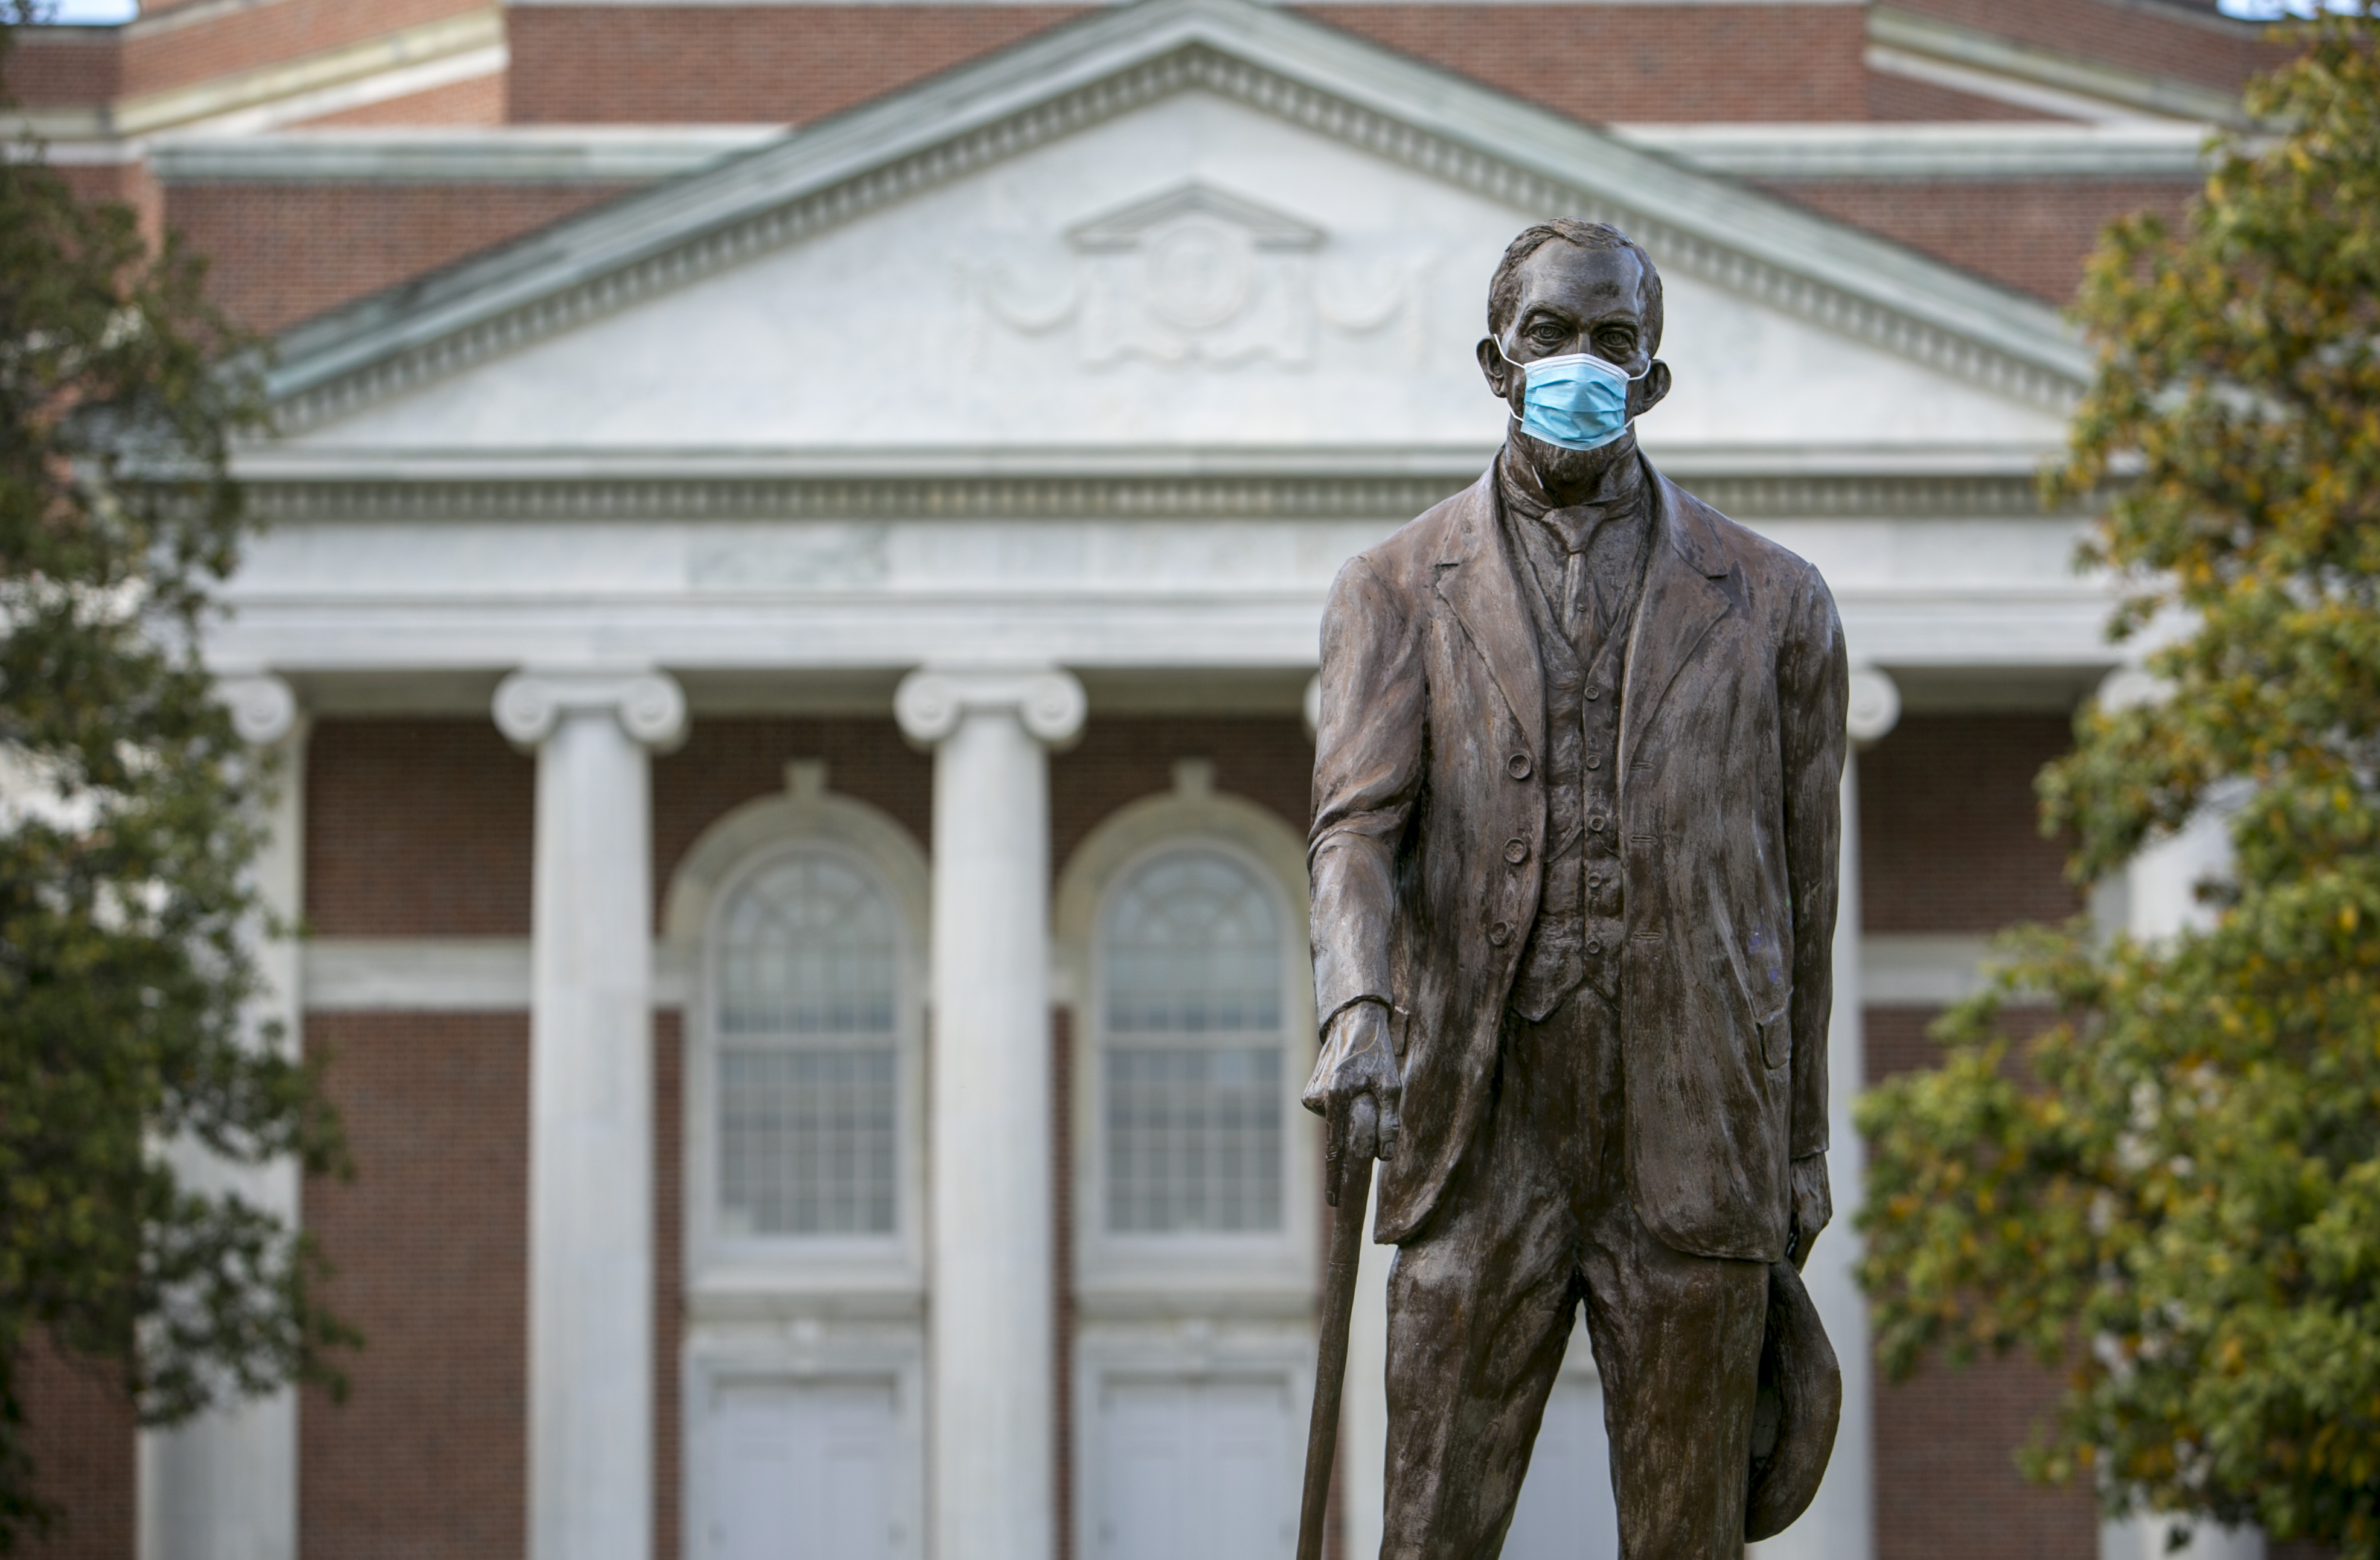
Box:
1496 435 1648 552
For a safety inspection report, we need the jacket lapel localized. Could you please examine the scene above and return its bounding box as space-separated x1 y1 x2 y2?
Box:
1432 472 1546 764
1620 469 1734 778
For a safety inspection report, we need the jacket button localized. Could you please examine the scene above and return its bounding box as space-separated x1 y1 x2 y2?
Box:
1507 753 1532 780
1585 756 1602 771
1587 873 1603 889
1588 814 1607 833
1586 938 1604 956
1503 838 1529 865
1488 921 1512 947
1585 688 1602 702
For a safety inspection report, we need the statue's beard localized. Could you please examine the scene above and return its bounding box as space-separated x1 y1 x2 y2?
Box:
1515 423 1636 499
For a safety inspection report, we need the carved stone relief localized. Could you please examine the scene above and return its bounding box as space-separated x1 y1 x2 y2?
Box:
965 181 1435 369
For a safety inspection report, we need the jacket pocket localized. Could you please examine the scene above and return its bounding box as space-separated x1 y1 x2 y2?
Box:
1757 1005 1792 1070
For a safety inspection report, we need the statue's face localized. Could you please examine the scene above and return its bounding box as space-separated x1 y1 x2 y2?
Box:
1475 241 1672 451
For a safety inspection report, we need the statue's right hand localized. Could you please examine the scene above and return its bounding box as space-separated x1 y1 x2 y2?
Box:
1301 1002 1403 1197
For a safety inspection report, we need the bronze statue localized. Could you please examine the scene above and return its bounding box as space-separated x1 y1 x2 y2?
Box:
1300 220 1849 1560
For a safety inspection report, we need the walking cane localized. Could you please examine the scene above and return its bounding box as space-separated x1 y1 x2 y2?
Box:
1296 1101 1375 1560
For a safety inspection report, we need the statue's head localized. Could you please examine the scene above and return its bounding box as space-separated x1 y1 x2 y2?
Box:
1476 220 1672 483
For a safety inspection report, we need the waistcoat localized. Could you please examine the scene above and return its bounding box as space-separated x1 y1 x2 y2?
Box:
1505 494 1647 1021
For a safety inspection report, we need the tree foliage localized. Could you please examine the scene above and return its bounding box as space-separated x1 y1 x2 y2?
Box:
0 12 348 1547
1856 11 2380 1554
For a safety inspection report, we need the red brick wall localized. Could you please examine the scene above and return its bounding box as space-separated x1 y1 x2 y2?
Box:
1 28 121 106
1857 718 2106 1555
1858 715 2082 933
1296 6 1869 124
1051 1007 1076 1560
651 718 931 928
162 182 633 333
1762 179 2196 305
301 1010 529 1560
1891 0 2289 95
305 720 534 939
1864 1005 2099 1560
1866 70 2070 123
504 5 1085 125
1051 717 1314 880
118 0 489 100
656 1012 684 1560
10 1338 135 1560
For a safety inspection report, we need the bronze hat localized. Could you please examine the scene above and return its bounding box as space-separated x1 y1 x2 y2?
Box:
1744 1259 1843 1542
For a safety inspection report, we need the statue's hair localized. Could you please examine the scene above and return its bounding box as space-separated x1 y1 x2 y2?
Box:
1485 220 1664 354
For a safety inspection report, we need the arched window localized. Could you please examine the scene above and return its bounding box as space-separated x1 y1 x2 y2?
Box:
1099 847 1287 1236
713 848 903 1238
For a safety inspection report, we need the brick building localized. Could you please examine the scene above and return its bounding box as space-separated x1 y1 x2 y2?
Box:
1 3 2297 1560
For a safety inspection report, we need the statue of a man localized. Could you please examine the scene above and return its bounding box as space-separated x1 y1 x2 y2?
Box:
1304 219 1849 1558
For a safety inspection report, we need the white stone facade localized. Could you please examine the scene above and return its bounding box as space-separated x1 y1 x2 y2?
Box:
159 0 2219 1553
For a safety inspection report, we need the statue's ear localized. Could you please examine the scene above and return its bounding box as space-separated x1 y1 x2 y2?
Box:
1477 337 1520 408
1634 359 1674 418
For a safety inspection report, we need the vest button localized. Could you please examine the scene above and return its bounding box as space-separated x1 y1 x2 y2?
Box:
1587 874 1603 889
1585 756 1602 771
1503 838 1529 865
1507 753 1532 780
1489 921 1513 947
1588 814 1607 832
1585 688 1601 702
1587 938 1604 956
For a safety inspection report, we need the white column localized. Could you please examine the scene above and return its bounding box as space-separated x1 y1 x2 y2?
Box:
139 674 306 1560
1753 664 1893 1560
495 669 688 1560
894 666 1086 1560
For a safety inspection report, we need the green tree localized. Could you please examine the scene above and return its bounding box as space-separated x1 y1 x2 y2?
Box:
1855 10 2380 1555
0 7 349 1546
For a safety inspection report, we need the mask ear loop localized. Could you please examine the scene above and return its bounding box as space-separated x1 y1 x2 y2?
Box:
1494 334 1651 382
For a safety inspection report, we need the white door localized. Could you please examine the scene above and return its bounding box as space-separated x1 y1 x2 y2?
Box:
1503 1373 1620 1560
1098 1376 1297 1560
709 1378 902 1560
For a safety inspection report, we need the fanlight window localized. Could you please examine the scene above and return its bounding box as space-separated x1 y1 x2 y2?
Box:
714 850 901 1238
1101 848 1285 1235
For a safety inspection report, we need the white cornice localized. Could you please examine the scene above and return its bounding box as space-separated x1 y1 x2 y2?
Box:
1867 5 2247 127
127 119 2217 187
262 0 2088 434
117 8 504 138
150 125 787 184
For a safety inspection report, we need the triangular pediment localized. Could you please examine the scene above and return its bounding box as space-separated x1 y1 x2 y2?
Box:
257 0 2085 468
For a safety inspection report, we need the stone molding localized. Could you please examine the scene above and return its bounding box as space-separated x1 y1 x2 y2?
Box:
493 669 689 751
264 0 2087 433
240 471 2063 524
894 667 1087 747
215 671 301 744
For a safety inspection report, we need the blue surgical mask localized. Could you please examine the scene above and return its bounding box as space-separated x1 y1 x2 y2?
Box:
1497 339 1648 453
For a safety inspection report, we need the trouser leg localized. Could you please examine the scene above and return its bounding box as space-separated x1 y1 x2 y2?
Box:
1380 999 1598 1560
1577 1210 1768 1560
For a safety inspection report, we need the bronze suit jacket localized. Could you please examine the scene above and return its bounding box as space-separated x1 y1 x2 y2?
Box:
1308 458 1848 1262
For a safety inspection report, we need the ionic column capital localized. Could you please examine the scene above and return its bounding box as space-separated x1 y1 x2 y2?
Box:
1846 664 1901 749
894 665 1086 749
215 671 301 745
494 669 688 753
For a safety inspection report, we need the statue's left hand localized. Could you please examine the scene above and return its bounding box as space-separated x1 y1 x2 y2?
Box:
1787 1153 1832 1271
